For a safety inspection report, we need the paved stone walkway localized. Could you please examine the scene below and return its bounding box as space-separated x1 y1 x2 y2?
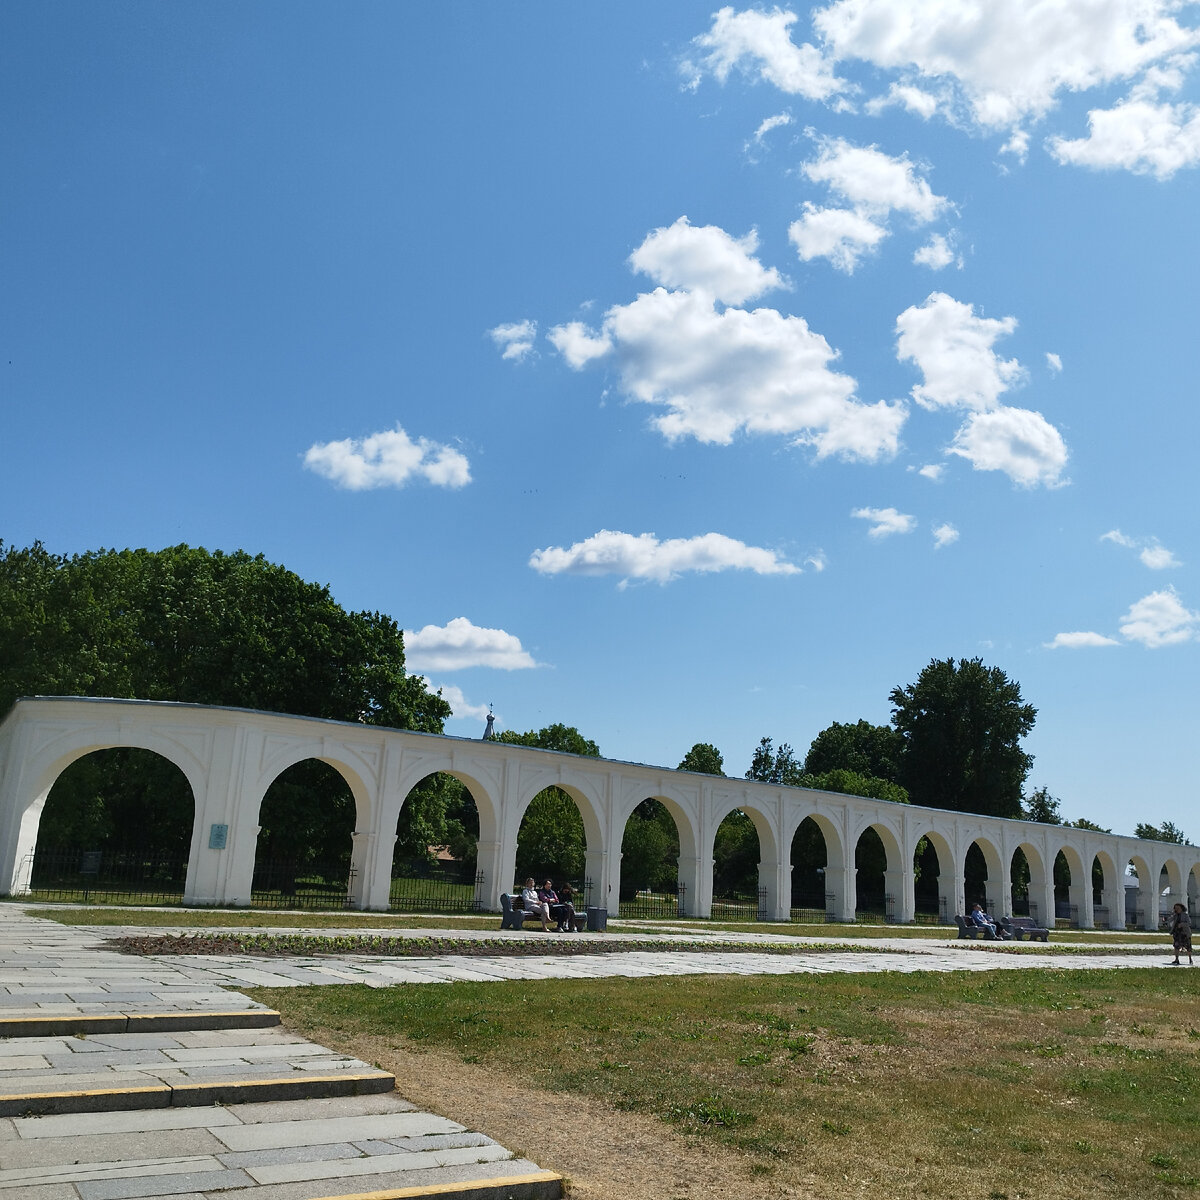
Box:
0 906 560 1200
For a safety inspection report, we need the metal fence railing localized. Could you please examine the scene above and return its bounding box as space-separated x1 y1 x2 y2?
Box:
388 868 483 913
18 847 188 905
250 861 356 910
709 888 766 921
619 884 687 919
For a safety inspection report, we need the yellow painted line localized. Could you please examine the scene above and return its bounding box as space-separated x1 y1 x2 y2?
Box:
309 1171 563 1200
170 1071 393 1094
127 1010 280 1021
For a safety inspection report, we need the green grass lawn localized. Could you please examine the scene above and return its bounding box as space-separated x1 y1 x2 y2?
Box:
253 967 1200 1199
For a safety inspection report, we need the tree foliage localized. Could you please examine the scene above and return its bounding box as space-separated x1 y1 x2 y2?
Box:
1023 786 1063 825
678 742 725 776
498 725 599 884
2 541 450 859
803 720 902 782
746 737 806 786
1134 820 1189 844
889 657 1035 818
802 768 908 806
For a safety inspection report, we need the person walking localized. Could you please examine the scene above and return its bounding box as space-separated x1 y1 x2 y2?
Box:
1168 902 1193 965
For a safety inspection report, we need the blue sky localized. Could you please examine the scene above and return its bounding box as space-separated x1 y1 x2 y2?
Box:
4 3 1200 837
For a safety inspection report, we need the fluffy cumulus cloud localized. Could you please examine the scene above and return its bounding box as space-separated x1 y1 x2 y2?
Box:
932 522 959 548
628 217 785 304
948 407 1068 488
489 319 538 362
528 529 800 585
896 292 1066 487
1044 631 1121 649
1102 529 1181 568
789 137 951 272
913 232 960 270
896 292 1024 410
1046 352 1063 373
403 617 539 672
1119 586 1199 647
1049 96 1200 178
303 426 470 490
419 679 492 723
549 221 906 458
852 506 916 537
683 6 847 100
689 4 1200 175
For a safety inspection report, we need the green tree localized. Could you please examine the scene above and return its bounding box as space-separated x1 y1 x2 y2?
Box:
619 799 679 899
746 737 805 786
803 720 902 782
1 541 450 860
1071 817 1111 833
1023 786 1064 825
1134 820 1189 844
713 809 759 900
498 725 598 884
889 657 1036 818
678 742 724 776
801 768 908 806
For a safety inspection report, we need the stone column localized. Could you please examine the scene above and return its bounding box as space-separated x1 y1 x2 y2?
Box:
884 865 915 924
824 862 857 922
676 854 703 919
759 853 791 922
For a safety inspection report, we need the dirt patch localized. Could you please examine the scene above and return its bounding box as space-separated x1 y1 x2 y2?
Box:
297 1027 817 1200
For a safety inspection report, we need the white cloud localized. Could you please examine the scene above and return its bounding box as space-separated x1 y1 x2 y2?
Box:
1102 528 1181 568
628 216 785 304
421 679 492 723
552 265 906 458
529 529 801 585
685 6 847 101
896 292 1024 411
866 82 941 119
948 406 1069 488
303 426 470 490
803 137 950 221
788 204 888 272
1140 543 1181 569
1046 352 1063 373
488 319 538 362
917 463 944 481
813 0 1200 132
751 111 794 145
932 522 959 548
913 233 960 270
404 617 539 672
1048 97 1200 178
852 506 916 538
547 321 613 369
1119 586 1199 647
1045 631 1121 649
805 550 828 571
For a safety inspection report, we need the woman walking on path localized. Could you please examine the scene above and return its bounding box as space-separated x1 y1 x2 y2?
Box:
1168 902 1193 965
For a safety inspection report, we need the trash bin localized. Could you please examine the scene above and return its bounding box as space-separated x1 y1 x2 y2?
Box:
586 906 607 932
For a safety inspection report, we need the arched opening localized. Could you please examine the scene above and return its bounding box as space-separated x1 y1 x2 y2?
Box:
391 771 481 913
1053 850 1073 924
790 816 827 920
619 798 681 918
964 843 988 910
1189 864 1200 919
515 785 587 900
1091 855 1106 924
712 809 760 920
251 759 356 909
1127 855 1153 930
30 747 195 903
853 827 888 922
913 836 942 923
1010 847 1031 915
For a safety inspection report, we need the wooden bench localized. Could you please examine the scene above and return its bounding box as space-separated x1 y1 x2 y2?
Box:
1000 916 1050 942
499 893 586 932
955 914 1000 940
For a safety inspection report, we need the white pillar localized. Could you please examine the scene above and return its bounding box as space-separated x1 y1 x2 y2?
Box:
760 853 790 921
885 866 914 924
677 853 702 919
825 862 856 922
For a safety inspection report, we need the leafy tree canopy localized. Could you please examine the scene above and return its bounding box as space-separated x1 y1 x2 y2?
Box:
1134 820 1189 844
1023 786 1063 825
0 541 449 730
801 768 908 806
678 742 724 776
1070 817 1112 834
497 723 600 757
803 720 902 783
746 737 806 786
889 657 1035 818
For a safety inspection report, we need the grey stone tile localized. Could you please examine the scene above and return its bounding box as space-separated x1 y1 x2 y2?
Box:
214 1142 359 1169
244 1143 511 1185
0 1129 227 1169
211 1111 461 1152
77 1169 253 1200
12 1107 242 1139
226 1093 416 1124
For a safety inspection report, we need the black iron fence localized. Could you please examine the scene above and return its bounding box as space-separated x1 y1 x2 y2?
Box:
619 884 686 919
389 865 483 913
250 861 356 909
710 888 767 921
19 846 188 905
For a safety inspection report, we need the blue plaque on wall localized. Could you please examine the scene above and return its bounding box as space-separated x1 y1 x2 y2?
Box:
208 823 229 850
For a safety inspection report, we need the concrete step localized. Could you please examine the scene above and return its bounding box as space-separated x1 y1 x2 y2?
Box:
0 1008 282 1039
0 1092 562 1199
0 1027 394 1116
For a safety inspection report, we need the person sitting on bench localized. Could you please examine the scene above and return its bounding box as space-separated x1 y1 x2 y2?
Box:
540 878 578 932
520 877 552 931
970 903 1009 939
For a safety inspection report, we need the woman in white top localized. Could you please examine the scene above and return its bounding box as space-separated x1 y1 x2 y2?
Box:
520 877 552 931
